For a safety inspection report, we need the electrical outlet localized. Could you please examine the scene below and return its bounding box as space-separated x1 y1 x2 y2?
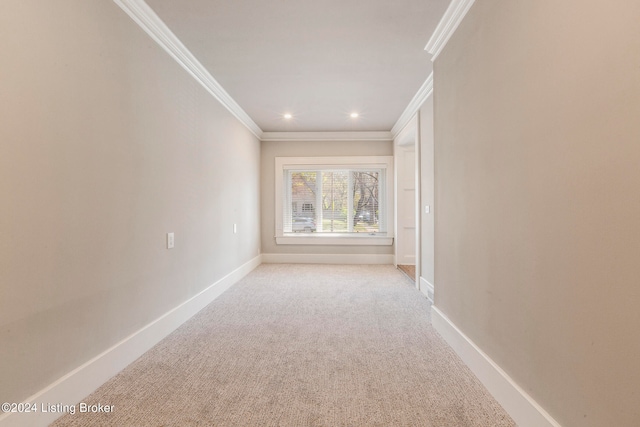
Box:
167 232 175 249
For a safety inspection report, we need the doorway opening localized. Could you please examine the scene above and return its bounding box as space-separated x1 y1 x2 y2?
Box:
395 116 419 285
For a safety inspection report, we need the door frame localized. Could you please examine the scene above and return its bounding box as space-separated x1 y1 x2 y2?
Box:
394 114 421 287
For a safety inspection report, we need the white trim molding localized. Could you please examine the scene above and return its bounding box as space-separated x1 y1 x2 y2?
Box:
0 255 262 427
431 306 562 427
419 276 434 303
425 0 477 61
262 253 394 265
260 131 393 142
113 0 263 139
276 235 393 246
391 73 433 139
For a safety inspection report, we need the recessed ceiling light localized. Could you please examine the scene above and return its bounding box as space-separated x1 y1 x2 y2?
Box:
284 113 292 119
350 112 359 118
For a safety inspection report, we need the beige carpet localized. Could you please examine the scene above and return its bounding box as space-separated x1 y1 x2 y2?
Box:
52 264 514 426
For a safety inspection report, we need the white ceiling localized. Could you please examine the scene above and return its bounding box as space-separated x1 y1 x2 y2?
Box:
145 0 450 133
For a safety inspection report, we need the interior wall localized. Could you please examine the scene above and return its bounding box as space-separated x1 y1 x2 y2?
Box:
434 1 640 426
419 99 435 288
0 0 261 404
261 139 393 256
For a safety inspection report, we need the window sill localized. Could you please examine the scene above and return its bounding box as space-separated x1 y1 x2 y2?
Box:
275 234 393 246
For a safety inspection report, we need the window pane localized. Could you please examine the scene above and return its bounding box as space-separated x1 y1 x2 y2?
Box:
284 167 384 235
353 171 379 233
320 171 348 232
290 171 317 233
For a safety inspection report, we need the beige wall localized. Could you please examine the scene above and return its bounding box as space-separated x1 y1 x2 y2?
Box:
434 1 640 426
261 140 393 255
0 0 260 403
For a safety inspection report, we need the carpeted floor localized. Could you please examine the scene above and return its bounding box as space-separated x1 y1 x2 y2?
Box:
51 264 514 426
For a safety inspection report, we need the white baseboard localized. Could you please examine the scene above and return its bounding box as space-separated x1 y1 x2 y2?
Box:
431 306 561 427
0 254 262 427
261 253 394 265
419 276 434 302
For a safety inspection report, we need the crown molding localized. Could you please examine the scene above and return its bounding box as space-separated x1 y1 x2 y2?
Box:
113 0 263 139
391 73 433 139
260 131 393 142
425 0 476 61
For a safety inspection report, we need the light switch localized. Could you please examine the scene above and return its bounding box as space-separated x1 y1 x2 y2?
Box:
233 224 237 234
167 232 175 249
425 205 430 214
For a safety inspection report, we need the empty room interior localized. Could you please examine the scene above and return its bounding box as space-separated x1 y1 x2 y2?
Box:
1 1 639 426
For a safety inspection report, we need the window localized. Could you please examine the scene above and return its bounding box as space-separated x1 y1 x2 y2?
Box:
275 156 394 245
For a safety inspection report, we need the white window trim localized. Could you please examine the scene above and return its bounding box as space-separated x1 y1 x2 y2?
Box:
275 156 394 246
